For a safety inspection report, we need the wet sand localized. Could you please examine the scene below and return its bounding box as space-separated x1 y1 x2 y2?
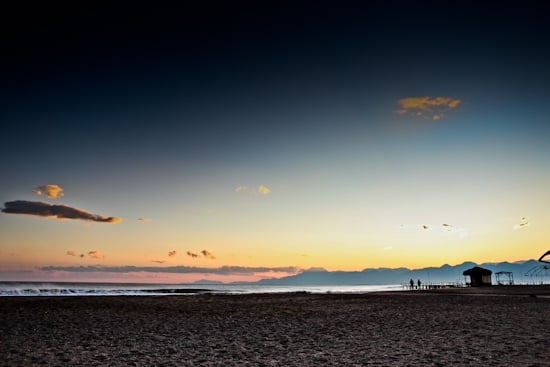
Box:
1 287 550 366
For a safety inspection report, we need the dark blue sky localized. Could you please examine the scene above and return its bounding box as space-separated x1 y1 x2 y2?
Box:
2 2 549 172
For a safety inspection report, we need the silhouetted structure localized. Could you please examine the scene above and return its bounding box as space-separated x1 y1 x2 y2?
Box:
539 250 550 264
495 271 514 285
463 266 492 287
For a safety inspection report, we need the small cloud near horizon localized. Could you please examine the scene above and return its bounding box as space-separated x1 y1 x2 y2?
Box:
88 251 104 259
168 250 177 257
38 264 301 275
187 250 216 259
66 250 77 256
33 184 64 199
187 251 199 258
396 96 461 121
201 250 216 259
1 200 121 223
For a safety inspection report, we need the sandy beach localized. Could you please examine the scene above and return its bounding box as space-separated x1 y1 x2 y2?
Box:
1 287 550 366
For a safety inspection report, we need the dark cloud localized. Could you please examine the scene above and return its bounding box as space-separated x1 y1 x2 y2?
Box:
168 250 177 257
1 200 121 223
187 250 215 259
38 265 301 275
201 250 216 259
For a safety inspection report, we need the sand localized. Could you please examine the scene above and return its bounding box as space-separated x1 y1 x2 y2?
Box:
1 287 550 366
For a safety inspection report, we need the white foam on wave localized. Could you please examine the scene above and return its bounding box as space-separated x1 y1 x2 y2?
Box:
0 282 403 297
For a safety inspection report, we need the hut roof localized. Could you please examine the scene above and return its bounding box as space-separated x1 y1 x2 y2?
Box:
463 266 492 276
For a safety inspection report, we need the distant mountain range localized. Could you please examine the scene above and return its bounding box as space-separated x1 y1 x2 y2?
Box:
193 260 548 286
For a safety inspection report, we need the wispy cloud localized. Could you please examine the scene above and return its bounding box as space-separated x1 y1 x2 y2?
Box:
235 184 272 195
201 250 216 259
168 250 177 257
88 251 104 259
32 184 64 199
1 200 121 223
39 265 301 275
137 217 152 222
152 260 165 264
66 250 77 256
513 216 530 230
441 223 469 238
234 186 247 193
396 96 461 120
400 223 469 238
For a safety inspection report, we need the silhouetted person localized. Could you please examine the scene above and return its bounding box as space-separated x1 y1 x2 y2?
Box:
410 278 414 290
417 279 422 289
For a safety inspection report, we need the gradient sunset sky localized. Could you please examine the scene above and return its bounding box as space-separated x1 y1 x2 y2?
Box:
1 1 549 283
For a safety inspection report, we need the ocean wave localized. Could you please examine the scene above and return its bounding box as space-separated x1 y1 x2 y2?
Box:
0 282 403 297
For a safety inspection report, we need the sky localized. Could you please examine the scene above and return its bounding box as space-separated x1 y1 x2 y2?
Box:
1 1 550 283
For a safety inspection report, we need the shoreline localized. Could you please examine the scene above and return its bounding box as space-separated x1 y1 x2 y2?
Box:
2 290 550 366
384 284 550 297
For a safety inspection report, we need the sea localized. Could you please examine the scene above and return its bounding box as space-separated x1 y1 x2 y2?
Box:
0 282 404 297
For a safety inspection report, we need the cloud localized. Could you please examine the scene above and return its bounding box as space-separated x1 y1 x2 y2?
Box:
396 96 461 120
441 224 469 238
168 250 177 257
258 185 271 195
38 265 301 275
66 250 77 256
137 217 152 222
187 250 216 259
1 200 121 223
187 251 199 258
513 216 530 230
235 185 272 195
88 251 104 259
400 223 468 238
234 186 247 193
152 260 165 264
201 250 216 259
33 184 64 199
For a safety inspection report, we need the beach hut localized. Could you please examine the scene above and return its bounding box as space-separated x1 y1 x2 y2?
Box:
463 266 492 287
